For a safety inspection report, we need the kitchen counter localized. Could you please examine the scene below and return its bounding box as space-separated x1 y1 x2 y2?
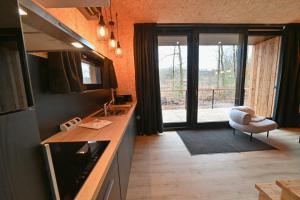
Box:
42 102 137 200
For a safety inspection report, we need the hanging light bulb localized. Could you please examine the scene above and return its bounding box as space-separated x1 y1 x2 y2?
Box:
98 26 106 37
97 8 107 39
115 41 122 56
108 0 117 49
115 13 122 56
109 30 117 48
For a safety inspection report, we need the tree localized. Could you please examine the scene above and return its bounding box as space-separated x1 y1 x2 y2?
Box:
233 45 237 78
220 44 225 87
172 46 176 89
217 45 221 88
177 43 184 96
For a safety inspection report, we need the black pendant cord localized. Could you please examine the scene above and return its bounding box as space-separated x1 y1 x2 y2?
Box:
103 6 107 21
109 0 113 21
98 7 104 25
116 13 119 42
98 9 100 21
99 7 102 17
108 0 115 30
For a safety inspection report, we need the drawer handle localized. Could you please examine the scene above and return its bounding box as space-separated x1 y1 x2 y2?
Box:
104 179 114 200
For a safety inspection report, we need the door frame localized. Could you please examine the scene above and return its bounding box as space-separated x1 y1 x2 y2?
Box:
194 28 247 128
157 24 284 130
157 28 194 129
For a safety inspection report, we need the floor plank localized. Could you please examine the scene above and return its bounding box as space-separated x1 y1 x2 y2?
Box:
127 128 300 200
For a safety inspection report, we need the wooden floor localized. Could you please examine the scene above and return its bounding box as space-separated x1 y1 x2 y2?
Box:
126 128 300 200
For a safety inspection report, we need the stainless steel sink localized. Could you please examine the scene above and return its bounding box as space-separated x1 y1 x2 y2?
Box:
93 105 131 117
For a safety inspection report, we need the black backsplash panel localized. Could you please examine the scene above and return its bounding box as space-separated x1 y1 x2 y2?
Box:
28 55 111 140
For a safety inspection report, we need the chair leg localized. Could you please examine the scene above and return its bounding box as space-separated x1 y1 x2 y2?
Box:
232 129 236 135
250 133 253 141
267 131 269 138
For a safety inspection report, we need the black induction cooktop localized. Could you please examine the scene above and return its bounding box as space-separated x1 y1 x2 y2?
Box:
43 140 110 200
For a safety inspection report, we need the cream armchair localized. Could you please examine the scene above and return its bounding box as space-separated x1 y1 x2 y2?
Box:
229 106 278 141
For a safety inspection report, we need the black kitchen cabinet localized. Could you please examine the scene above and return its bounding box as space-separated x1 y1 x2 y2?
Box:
96 156 122 200
97 111 136 200
0 0 49 199
0 0 34 115
0 110 49 200
117 112 137 200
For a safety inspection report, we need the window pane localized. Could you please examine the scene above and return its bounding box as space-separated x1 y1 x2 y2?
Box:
198 33 239 122
81 61 101 84
158 36 188 123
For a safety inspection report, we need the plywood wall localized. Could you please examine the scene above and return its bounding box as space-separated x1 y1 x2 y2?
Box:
45 7 109 56
246 37 281 117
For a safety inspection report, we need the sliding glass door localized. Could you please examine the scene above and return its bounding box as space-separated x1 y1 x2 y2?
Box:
158 35 188 124
198 33 240 123
157 27 282 128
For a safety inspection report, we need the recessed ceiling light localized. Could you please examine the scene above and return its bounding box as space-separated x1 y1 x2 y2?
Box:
71 42 84 48
19 8 27 16
218 41 222 44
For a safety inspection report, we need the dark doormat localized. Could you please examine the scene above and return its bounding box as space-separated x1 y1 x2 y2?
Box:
177 128 277 155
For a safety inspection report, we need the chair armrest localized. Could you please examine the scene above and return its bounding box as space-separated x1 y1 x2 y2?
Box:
229 109 251 125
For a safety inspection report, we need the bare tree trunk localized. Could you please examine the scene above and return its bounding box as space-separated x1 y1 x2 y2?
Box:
233 45 237 78
217 45 221 88
172 46 176 90
178 44 183 97
220 44 225 87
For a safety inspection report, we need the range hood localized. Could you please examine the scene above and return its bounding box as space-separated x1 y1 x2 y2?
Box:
33 0 109 8
19 0 95 52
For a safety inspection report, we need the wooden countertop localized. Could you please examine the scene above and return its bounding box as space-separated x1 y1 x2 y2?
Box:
42 102 137 200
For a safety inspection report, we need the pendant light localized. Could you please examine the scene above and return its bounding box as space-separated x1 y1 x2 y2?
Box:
109 24 117 48
108 0 117 49
97 7 107 40
115 13 122 56
115 41 122 56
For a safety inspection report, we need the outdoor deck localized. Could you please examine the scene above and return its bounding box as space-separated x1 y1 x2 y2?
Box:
162 107 231 123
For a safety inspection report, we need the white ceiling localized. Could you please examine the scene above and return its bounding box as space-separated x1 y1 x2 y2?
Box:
113 0 300 24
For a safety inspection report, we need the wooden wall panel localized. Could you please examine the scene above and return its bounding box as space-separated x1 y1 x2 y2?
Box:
247 37 280 117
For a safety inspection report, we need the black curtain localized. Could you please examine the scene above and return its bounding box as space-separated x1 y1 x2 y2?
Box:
0 44 28 113
48 51 83 93
134 23 163 135
274 24 300 127
102 58 118 89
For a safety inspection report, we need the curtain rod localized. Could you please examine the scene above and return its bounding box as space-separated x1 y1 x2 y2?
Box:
27 50 106 60
156 23 285 29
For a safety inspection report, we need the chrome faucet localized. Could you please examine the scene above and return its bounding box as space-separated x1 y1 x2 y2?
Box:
103 99 113 116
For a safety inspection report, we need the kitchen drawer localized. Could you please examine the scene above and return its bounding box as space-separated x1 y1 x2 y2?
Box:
96 156 121 200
